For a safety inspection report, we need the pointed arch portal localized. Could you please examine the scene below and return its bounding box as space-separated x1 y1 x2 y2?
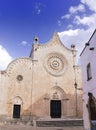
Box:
49 86 66 118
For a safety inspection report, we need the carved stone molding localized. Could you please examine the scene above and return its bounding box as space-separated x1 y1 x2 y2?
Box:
44 52 67 76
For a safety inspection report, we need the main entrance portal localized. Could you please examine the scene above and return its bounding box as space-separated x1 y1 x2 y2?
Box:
50 100 61 118
13 104 21 118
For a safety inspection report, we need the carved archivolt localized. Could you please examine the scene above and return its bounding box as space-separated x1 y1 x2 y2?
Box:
13 96 23 105
6 58 32 76
49 86 66 100
44 52 67 76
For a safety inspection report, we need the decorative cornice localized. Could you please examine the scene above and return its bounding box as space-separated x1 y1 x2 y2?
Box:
6 58 32 76
33 32 73 52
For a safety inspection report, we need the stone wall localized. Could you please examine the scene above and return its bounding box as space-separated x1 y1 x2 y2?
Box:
0 33 83 120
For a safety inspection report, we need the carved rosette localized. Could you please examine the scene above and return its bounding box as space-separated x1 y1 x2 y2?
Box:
44 53 67 76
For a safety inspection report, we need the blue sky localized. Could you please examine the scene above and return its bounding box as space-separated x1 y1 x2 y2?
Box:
0 0 96 70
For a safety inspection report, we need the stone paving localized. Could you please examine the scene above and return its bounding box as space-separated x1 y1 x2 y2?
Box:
0 118 84 130
0 124 84 130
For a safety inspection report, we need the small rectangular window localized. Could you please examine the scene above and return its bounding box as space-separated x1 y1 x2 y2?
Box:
87 63 92 81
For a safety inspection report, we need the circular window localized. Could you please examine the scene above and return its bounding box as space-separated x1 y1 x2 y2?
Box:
17 75 23 81
44 53 67 76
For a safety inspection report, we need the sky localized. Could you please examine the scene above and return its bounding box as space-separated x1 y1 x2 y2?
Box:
0 0 96 70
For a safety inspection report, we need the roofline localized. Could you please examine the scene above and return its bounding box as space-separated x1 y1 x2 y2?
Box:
80 29 96 56
32 32 73 52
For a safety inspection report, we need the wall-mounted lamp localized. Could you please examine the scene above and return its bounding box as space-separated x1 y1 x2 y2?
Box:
85 43 89 46
90 47 94 50
74 82 82 90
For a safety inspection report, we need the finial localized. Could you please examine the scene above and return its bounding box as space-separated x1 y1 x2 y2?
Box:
71 44 75 49
34 36 39 44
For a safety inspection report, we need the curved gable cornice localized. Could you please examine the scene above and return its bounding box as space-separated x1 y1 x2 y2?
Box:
37 32 73 52
6 58 32 76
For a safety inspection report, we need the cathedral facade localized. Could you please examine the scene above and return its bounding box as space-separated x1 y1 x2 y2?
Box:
0 33 82 120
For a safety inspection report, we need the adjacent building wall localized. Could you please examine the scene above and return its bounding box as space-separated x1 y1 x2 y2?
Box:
80 29 96 130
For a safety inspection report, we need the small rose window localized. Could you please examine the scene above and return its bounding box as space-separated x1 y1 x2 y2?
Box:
17 75 23 81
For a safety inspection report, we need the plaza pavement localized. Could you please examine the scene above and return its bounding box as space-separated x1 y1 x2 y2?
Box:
0 124 84 130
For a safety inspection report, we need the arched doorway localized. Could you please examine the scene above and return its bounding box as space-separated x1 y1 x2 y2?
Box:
13 96 23 118
88 93 96 130
49 86 67 118
88 93 96 120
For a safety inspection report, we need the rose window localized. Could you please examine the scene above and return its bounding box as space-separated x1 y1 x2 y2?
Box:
44 53 67 76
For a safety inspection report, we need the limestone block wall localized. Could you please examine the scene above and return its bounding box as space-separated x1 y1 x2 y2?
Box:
0 33 83 120
30 33 83 118
0 58 33 119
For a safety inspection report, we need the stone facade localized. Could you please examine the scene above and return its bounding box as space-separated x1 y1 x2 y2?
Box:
0 33 82 120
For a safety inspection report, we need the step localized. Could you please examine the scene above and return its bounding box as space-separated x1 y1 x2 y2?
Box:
36 119 83 127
